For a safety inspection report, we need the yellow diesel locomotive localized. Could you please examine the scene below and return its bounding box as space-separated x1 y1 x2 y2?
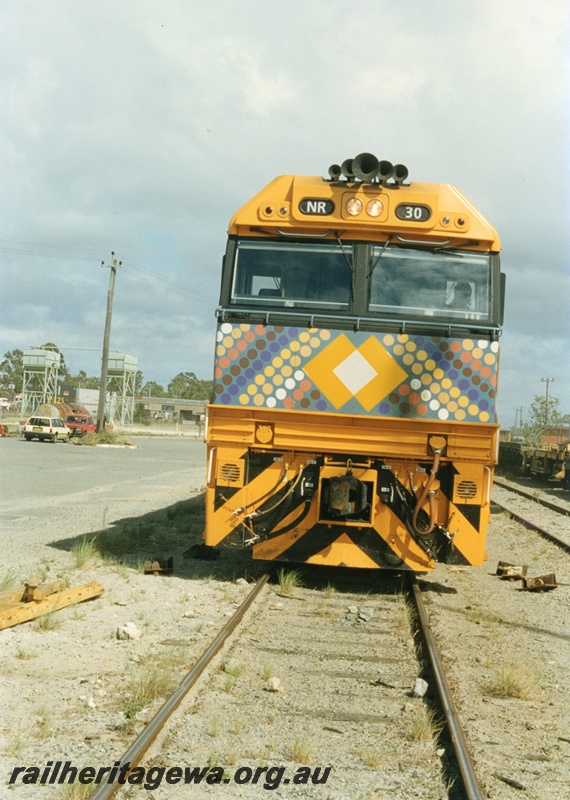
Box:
204 153 504 572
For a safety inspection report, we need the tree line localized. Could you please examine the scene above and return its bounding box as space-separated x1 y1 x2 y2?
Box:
0 346 212 401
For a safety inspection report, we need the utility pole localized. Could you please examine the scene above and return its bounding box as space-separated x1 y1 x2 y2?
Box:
96 252 122 432
541 377 555 429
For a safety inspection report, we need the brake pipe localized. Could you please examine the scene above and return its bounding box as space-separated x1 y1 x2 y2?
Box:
411 450 442 536
247 467 304 519
232 466 288 515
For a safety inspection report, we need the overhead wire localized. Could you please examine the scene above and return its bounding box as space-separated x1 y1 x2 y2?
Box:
0 238 218 303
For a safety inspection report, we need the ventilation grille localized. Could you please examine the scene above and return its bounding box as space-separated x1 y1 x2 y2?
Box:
216 460 245 487
456 480 478 499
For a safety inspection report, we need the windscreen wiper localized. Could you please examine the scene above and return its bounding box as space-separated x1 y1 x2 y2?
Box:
368 235 393 277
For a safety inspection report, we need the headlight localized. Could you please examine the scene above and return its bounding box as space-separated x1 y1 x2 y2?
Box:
346 197 363 216
366 199 383 217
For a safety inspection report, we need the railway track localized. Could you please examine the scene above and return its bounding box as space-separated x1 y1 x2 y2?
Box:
492 477 570 554
494 477 570 517
86 570 484 800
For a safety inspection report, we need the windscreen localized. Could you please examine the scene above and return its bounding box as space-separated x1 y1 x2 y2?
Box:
368 245 491 321
231 240 353 310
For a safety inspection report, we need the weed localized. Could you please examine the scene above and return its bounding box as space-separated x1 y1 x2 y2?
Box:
0 567 20 591
408 706 443 742
223 662 245 678
222 585 238 603
35 612 63 632
36 704 53 738
5 728 25 757
122 697 147 720
60 781 95 799
354 745 390 767
276 568 303 595
488 662 540 700
290 734 312 763
209 716 220 738
262 662 274 680
15 645 36 660
465 607 503 626
224 675 236 693
71 537 98 568
124 656 180 715
395 602 412 630
322 582 337 599
233 718 244 735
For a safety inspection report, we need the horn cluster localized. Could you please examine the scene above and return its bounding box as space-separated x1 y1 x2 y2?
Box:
328 152 408 185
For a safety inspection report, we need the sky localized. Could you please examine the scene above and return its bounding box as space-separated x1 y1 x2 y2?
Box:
1 0 568 428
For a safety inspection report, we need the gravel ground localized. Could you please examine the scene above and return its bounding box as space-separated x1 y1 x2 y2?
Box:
1 439 569 799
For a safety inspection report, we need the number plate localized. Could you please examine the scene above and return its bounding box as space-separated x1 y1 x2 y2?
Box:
395 203 431 222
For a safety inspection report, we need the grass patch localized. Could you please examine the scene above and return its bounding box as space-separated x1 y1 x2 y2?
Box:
322 582 337 599
15 645 37 660
276 568 303 595
75 431 133 447
290 734 312 763
122 648 188 719
395 601 413 630
0 567 20 591
465 607 503 626
488 662 540 700
222 661 245 678
355 745 390 768
408 706 444 742
35 612 64 632
35 704 53 738
60 782 94 799
70 537 98 567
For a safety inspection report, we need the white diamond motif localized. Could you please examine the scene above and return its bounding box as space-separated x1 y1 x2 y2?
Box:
333 349 378 395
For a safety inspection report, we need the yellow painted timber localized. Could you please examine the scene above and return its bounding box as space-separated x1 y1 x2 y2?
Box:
0 581 104 630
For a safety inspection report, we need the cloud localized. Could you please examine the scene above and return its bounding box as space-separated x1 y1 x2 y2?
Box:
1 0 568 423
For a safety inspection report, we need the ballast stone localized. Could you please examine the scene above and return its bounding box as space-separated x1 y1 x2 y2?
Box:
116 622 142 641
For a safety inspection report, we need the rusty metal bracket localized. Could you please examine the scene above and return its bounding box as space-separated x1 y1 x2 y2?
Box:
496 561 528 581
143 558 174 576
521 574 557 592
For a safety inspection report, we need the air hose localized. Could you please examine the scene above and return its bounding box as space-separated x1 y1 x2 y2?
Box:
411 449 442 536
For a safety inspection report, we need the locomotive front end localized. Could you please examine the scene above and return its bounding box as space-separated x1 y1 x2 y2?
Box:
204 156 504 572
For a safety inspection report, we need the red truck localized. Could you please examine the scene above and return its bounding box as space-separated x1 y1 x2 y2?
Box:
63 413 96 437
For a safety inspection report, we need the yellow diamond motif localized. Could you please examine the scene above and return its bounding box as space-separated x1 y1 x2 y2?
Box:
304 333 408 411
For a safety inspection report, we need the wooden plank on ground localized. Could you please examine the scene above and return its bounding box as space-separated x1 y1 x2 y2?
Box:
0 581 104 630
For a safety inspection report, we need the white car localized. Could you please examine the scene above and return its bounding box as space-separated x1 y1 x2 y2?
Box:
23 416 71 443
0 398 10 410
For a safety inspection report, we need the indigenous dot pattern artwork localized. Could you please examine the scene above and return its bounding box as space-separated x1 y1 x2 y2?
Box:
212 323 499 423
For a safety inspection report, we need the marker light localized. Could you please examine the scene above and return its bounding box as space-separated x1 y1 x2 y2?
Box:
346 198 363 216
366 199 383 217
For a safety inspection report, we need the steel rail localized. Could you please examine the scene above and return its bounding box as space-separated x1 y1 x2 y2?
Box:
90 574 270 800
409 575 483 800
494 477 570 517
491 498 570 553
